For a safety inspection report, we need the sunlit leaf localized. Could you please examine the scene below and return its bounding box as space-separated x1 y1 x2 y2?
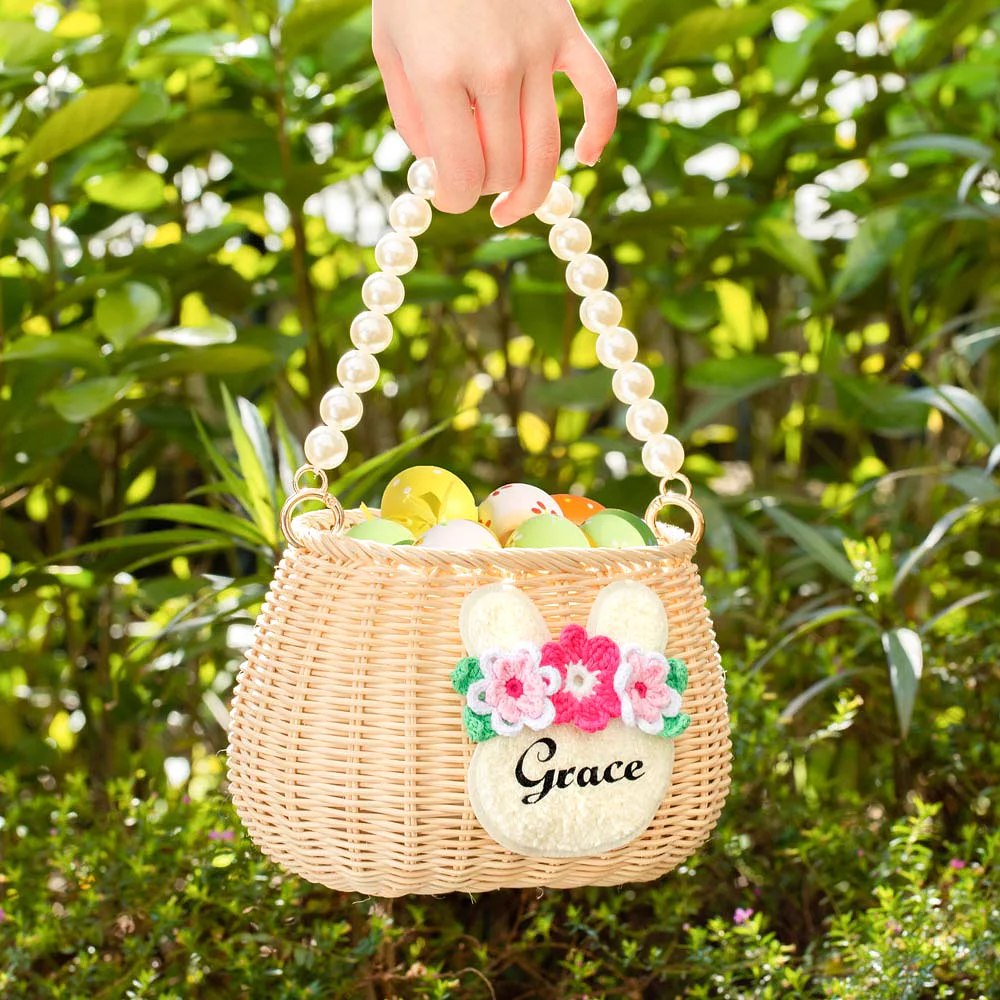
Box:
882 628 923 738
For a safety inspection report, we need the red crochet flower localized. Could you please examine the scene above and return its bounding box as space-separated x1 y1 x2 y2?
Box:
541 624 622 733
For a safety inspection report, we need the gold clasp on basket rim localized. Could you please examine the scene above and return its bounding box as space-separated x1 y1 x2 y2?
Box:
644 473 705 546
280 465 346 547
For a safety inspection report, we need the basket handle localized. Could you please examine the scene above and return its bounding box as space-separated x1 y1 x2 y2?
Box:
286 158 703 545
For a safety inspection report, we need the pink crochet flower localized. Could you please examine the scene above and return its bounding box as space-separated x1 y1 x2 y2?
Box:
541 624 622 733
614 646 683 735
466 646 559 736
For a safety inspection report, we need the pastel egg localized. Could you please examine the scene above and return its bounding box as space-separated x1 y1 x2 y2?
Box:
381 466 477 535
506 513 591 549
551 493 605 526
417 520 502 550
601 509 658 545
581 511 648 549
346 518 416 545
478 483 563 544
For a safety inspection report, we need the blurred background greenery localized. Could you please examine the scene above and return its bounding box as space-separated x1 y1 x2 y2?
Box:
1 0 998 996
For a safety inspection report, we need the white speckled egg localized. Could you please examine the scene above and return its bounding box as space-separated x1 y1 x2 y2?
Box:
417 520 503 550
478 483 563 544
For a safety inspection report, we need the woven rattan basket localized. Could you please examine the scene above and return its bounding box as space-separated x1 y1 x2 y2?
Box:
228 168 731 896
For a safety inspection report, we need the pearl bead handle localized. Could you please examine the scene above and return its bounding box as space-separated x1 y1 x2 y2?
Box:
294 158 694 540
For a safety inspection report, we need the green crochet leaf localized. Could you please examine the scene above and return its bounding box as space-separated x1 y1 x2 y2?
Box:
661 713 692 739
451 657 482 696
462 706 496 743
667 657 688 695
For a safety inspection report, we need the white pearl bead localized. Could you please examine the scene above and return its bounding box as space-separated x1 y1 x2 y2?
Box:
389 193 432 238
337 350 380 393
304 426 348 470
566 254 609 297
362 271 405 314
580 291 623 334
549 218 592 261
642 433 685 478
320 387 364 431
596 328 638 369
612 362 655 404
407 157 438 200
626 399 669 442
374 232 418 275
350 311 393 354
535 182 575 224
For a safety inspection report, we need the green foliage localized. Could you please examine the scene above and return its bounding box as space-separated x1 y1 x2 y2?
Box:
1 0 999 995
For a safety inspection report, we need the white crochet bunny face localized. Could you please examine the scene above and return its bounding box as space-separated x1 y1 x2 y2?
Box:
452 580 691 858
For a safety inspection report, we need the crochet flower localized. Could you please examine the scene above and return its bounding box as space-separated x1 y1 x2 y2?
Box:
465 646 559 737
541 624 622 733
614 647 689 737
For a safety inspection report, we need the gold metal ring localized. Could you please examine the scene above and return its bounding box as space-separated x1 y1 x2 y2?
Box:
658 473 693 499
644 490 705 546
280 473 345 547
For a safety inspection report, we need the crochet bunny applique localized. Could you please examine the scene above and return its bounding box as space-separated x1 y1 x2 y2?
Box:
451 580 691 858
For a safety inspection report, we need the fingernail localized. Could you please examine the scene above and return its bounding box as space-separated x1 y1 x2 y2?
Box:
490 194 510 227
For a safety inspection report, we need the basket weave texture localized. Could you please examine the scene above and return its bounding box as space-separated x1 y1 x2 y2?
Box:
228 509 731 897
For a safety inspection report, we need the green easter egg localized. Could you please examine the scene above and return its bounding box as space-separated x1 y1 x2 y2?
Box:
600 509 657 545
581 510 648 549
346 518 416 545
506 513 590 549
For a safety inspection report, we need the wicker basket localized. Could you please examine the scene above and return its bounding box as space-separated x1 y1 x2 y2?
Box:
227 170 732 896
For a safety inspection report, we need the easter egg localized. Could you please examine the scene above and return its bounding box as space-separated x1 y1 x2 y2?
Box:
478 483 563 544
506 513 590 549
417 520 502 550
551 493 605 526
381 466 477 535
345 518 416 545
601 509 658 545
581 511 648 549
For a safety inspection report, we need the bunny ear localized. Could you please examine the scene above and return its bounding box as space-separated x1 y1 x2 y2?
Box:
460 584 550 656
587 581 668 653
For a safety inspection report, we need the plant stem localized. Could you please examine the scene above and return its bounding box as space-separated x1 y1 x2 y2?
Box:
272 34 327 404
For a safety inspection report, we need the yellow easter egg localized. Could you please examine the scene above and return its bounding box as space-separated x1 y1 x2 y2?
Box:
380 466 477 535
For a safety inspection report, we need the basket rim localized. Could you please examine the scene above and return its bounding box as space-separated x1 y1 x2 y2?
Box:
285 507 698 570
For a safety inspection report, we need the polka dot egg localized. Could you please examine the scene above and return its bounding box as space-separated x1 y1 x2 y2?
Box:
478 483 564 545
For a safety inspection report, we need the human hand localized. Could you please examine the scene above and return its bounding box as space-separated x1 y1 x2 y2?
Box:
371 0 617 225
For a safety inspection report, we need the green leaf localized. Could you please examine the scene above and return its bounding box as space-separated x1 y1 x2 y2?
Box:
2 333 102 366
892 501 979 595
222 387 278 546
0 22 60 69
832 206 923 302
762 505 858 586
155 111 273 159
663 0 785 63
883 134 997 164
882 627 923 738
104 504 269 548
755 216 826 292
84 169 166 212
908 385 1000 448
686 355 785 390
451 657 483 696
752 605 879 674
95 283 162 349
9 86 140 184
46 376 134 423
237 396 277 507
780 669 870 723
282 0 367 56
952 326 1000 365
